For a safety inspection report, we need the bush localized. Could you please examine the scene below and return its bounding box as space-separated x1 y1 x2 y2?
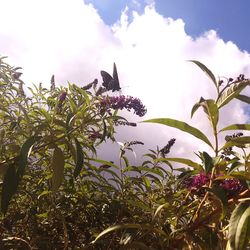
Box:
0 57 249 249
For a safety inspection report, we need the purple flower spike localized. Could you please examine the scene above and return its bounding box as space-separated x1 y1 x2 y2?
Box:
59 91 67 102
100 95 147 117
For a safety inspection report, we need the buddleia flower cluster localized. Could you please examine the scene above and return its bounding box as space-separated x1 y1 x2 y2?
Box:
99 95 147 117
184 171 244 198
159 138 176 157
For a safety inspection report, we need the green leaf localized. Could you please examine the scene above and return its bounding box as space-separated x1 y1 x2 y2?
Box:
188 60 218 89
73 138 84 178
192 99 219 133
220 124 250 132
220 136 250 151
17 136 39 177
157 157 203 170
217 80 250 109
153 202 170 220
88 158 119 169
228 201 250 250
143 118 213 148
236 94 250 104
191 97 205 118
201 152 214 174
1 163 19 214
51 147 65 192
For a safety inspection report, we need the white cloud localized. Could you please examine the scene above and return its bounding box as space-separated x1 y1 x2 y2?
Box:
0 0 249 163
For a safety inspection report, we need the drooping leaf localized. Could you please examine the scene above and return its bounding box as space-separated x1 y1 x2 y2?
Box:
143 118 213 148
51 146 65 191
191 97 205 118
73 138 84 178
188 60 218 89
219 124 250 132
236 94 250 104
191 98 219 133
1 163 19 214
228 201 250 250
217 80 250 109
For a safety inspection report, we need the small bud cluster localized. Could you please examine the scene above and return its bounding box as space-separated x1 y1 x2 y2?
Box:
127 141 144 147
100 95 147 117
222 133 243 160
114 120 137 127
160 138 176 157
88 131 102 140
59 91 67 102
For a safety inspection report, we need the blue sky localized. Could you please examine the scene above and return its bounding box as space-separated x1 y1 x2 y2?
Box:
85 0 250 52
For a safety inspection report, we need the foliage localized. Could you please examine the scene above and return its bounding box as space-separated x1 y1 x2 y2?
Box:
0 57 249 249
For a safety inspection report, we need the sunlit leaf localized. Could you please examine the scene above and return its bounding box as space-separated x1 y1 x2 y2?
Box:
228 201 250 250
217 80 250 109
143 118 213 148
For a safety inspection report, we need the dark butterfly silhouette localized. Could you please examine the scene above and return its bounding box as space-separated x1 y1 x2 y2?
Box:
100 63 121 92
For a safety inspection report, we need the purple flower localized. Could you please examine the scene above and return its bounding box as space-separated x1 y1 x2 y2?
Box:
59 91 67 102
186 172 210 190
219 178 244 198
100 95 147 117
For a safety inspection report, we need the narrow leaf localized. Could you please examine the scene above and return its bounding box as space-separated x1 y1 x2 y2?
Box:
158 157 203 170
1 163 18 214
17 136 39 177
51 147 65 191
220 124 250 132
188 60 218 89
236 94 250 104
73 138 84 178
143 118 213 148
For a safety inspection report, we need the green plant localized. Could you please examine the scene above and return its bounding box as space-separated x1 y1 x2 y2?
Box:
93 61 250 249
0 57 249 249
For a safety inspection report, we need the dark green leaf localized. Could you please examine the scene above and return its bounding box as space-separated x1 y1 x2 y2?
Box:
236 94 250 104
73 138 84 178
51 147 65 191
1 163 19 214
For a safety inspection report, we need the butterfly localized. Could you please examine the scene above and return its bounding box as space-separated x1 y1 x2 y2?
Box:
100 63 121 92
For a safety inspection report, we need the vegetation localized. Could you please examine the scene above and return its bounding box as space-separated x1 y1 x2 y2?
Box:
0 56 249 249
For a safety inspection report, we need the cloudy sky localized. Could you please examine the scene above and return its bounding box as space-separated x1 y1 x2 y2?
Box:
0 0 249 164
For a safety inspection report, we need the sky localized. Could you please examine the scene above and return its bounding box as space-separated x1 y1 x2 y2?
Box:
0 0 249 164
